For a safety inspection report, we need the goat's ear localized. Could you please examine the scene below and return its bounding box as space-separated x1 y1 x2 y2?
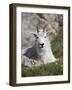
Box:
33 34 38 38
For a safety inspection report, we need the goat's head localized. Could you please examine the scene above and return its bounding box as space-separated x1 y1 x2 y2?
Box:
33 24 48 49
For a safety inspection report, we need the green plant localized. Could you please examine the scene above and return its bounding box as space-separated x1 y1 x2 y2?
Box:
22 60 63 77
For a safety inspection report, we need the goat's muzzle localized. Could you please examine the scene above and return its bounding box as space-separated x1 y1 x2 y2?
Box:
39 43 44 48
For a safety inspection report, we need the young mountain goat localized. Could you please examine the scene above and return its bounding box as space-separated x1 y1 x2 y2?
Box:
22 22 57 66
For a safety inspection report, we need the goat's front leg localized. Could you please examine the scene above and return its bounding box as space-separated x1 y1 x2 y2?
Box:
30 59 37 65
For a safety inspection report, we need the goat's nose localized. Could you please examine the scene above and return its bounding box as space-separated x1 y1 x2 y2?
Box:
40 43 44 46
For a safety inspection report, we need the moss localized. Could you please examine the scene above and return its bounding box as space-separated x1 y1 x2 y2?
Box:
22 60 63 77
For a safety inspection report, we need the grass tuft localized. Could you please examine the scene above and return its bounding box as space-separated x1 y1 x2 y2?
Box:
22 60 63 77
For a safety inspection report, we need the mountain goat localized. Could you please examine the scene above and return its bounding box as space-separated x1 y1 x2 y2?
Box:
22 21 57 67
